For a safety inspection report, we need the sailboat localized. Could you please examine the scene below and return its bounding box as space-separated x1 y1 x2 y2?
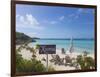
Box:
69 37 74 53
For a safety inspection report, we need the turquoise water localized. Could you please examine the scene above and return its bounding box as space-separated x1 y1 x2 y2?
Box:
31 39 94 53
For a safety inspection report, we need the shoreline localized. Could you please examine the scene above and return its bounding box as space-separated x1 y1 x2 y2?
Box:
16 45 94 71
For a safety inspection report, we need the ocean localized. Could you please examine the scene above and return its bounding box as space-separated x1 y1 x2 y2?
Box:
30 39 94 54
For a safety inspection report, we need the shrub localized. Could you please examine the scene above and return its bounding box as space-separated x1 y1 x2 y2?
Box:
16 51 46 73
85 57 95 69
35 44 40 49
48 65 55 71
76 55 95 70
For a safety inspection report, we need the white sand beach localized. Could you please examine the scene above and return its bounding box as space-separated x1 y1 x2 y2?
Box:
16 45 94 71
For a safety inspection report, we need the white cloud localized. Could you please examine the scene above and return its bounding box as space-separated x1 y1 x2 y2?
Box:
26 14 39 25
16 14 20 18
43 16 65 25
16 14 44 30
59 16 64 21
25 32 38 37
68 14 76 21
67 9 83 20
19 16 25 23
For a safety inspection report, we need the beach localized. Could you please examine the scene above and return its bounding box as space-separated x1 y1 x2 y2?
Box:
17 45 94 71
15 4 95 73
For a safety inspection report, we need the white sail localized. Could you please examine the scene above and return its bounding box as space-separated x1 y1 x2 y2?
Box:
69 37 74 53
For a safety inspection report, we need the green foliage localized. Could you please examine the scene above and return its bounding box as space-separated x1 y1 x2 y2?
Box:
85 57 95 69
31 59 46 72
76 55 85 69
26 46 36 58
76 55 95 70
16 32 35 45
35 44 40 49
16 32 31 41
16 46 45 72
16 44 56 73
16 51 23 65
16 51 24 72
16 50 46 73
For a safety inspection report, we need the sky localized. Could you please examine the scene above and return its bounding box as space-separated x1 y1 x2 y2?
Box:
16 4 95 39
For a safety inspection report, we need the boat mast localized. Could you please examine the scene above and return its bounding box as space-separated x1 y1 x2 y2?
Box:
69 37 74 53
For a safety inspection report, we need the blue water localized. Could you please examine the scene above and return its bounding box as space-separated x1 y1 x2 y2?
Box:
30 39 94 53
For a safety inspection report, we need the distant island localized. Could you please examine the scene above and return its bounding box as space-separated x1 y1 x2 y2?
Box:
16 32 38 45
32 37 40 39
